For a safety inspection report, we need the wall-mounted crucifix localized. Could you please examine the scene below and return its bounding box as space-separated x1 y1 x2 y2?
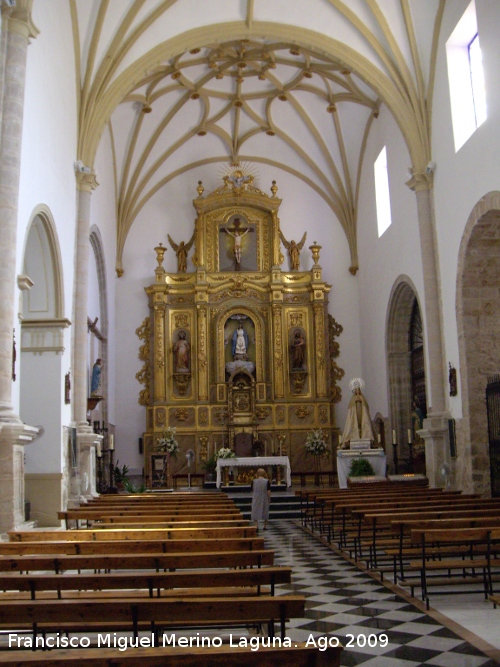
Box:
221 217 255 271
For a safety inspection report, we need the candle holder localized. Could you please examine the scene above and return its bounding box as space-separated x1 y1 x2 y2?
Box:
392 442 399 474
407 442 414 473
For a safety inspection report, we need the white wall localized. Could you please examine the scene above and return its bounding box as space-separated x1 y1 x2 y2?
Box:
431 0 500 418
356 106 424 417
16 1 77 451
114 164 361 471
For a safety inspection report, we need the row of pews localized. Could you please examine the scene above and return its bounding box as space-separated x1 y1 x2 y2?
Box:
297 482 500 609
0 491 342 666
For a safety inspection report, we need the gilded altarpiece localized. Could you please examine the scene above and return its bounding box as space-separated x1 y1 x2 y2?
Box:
137 176 342 484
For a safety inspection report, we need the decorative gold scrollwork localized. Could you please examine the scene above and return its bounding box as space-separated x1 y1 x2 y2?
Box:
294 406 311 419
136 317 151 405
256 406 270 420
174 313 190 329
328 314 345 404
174 408 189 421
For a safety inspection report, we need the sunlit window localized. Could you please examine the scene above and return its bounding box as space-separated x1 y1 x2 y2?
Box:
446 1 487 151
468 34 487 127
374 147 392 238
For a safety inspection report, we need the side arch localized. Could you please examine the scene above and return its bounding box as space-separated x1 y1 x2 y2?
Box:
456 191 500 495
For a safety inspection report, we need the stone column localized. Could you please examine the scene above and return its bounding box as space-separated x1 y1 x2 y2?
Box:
407 173 449 486
0 2 38 422
70 170 101 504
0 4 40 533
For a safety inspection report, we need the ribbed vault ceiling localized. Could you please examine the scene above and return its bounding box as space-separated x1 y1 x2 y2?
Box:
69 0 444 274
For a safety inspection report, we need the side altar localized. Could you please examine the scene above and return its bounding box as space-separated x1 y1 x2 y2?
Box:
136 173 344 485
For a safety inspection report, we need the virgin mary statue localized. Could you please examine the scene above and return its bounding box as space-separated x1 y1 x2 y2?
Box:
340 378 375 447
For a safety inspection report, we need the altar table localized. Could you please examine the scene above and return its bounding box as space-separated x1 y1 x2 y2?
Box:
216 456 291 488
336 449 387 489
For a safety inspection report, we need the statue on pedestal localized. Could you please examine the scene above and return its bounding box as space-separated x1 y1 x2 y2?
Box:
340 377 375 448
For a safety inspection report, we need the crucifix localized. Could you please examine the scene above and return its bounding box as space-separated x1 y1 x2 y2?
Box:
221 217 254 270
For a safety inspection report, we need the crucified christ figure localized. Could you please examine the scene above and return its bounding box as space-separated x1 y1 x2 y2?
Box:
222 218 253 268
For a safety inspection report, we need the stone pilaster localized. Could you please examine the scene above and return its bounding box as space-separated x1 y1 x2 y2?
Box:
0 2 38 422
69 169 101 505
406 174 446 415
418 415 450 488
0 423 38 534
0 4 40 531
406 173 449 486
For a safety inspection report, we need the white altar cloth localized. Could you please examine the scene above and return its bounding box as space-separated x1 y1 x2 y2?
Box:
216 456 291 488
336 449 387 489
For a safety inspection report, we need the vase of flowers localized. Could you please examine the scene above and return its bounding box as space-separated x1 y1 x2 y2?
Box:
305 429 330 473
156 427 179 487
216 447 235 486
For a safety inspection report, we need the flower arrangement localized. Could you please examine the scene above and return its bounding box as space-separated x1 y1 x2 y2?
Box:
305 429 329 457
156 427 179 458
216 447 236 460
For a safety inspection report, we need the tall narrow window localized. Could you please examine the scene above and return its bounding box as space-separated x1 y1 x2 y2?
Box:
446 1 487 151
374 146 392 237
468 34 487 127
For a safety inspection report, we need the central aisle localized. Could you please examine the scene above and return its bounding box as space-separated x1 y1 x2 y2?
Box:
265 521 498 667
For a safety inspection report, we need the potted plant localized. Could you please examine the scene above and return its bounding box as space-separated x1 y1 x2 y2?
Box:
348 457 375 477
113 461 129 489
201 454 217 482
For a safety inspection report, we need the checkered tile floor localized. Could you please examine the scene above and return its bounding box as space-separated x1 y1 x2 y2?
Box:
264 520 498 667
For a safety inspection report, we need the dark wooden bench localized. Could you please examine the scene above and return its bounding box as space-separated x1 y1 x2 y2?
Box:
0 565 292 600
408 527 495 609
9 526 258 543
0 549 275 574
0 595 306 641
0 537 266 556
0 642 342 667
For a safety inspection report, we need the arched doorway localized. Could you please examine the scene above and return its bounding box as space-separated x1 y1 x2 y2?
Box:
20 208 69 525
457 193 500 496
387 278 427 473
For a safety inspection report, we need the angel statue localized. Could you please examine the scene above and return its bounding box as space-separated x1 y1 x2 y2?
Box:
279 230 307 271
167 232 195 273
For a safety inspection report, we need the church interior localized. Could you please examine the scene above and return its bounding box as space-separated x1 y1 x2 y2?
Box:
1 1 500 665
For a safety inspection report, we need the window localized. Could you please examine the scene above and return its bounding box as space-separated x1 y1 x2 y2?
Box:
446 1 487 151
374 146 392 237
468 34 487 127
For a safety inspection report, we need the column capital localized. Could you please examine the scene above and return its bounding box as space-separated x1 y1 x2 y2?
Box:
405 171 433 192
3 1 39 41
75 168 99 192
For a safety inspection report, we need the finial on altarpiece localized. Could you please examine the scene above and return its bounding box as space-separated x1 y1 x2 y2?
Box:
270 180 278 197
197 180 204 198
309 241 322 265
154 242 166 268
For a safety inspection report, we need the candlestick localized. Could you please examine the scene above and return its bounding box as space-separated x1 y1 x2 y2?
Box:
392 429 396 444
407 429 412 444
109 434 114 450
377 434 381 444
338 434 342 446
96 441 102 457
264 442 267 457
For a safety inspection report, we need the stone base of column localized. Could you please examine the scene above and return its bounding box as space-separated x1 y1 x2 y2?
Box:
0 422 38 533
68 427 102 505
418 413 451 488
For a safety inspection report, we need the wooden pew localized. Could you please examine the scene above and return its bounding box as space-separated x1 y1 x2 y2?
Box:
0 642 342 667
0 537 266 556
0 565 292 600
93 519 250 530
0 595 306 641
0 550 275 574
9 526 258 542
59 509 243 529
408 527 494 609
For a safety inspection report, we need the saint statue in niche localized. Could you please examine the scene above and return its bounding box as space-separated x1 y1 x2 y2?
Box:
290 328 306 370
91 358 102 396
225 316 255 377
173 330 190 372
232 325 249 360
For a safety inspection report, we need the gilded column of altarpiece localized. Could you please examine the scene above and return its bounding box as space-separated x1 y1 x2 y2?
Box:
137 176 343 484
